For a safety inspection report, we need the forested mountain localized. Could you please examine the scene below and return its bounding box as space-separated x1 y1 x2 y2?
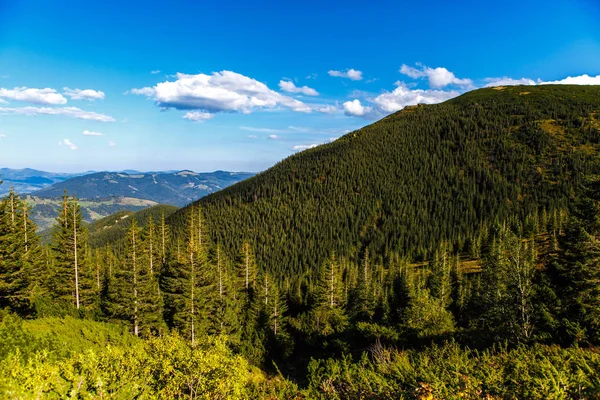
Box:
170 85 600 277
32 170 255 206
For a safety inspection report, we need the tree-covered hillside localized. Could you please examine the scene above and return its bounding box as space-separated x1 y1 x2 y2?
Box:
88 204 178 249
171 85 600 276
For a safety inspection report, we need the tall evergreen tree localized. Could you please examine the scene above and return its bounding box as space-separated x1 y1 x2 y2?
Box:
547 176 600 345
49 193 94 312
107 220 161 336
0 189 44 314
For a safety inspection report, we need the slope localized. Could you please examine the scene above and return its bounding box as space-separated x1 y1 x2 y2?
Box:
168 85 600 277
89 204 178 249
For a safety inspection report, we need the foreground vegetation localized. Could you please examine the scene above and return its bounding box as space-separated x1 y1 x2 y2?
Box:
1 314 599 399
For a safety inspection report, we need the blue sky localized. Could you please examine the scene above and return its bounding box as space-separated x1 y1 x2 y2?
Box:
0 0 599 173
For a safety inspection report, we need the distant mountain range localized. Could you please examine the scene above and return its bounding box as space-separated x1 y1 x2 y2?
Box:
0 168 254 231
30 170 255 206
0 168 87 196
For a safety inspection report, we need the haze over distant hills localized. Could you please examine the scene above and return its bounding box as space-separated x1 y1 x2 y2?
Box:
0 168 254 231
30 170 255 206
0 168 88 196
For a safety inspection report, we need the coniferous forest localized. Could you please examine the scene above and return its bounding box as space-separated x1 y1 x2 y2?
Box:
2 85 600 398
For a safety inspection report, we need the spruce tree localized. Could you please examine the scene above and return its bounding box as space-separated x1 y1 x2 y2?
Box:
547 177 600 344
0 189 43 314
49 193 94 313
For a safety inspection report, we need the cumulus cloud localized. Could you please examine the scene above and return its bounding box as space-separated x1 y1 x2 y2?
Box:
0 106 115 122
129 71 312 115
542 74 600 85
0 87 67 105
268 134 281 140
83 130 104 136
108 140 116 147
183 111 214 121
483 74 600 87
279 80 319 96
372 82 460 113
63 87 105 101
484 77 538 87
292 143 319 151
343 99 372 117
0 133 5 138
151 70 161 74
400 64 472 88
58 139 78 150
328 69 363 81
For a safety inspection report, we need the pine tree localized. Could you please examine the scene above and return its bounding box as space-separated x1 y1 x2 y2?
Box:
107 220 161 336
208 244 241 338
0 189 43 314
49 193 94 312
349 249 375 321
237 241 257 295
163 210 210 345
547 177 600 344
159 210 171 269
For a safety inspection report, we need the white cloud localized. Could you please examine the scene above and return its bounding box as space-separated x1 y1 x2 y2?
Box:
315 104 339 114
183 111 214 121
129 70 312 115
128 87 156 96
151 70 161 74
292 143 319 151
0 87 67 105
484 77 538 87
0 106 115 122
0 133 5 138
279 80 319 96
83 130 104 136
240 126 280 133
63 87 105 101
108 140 116 147
542 74 600 85
372 82 459 113
58 139 78 150
343 99 372 117
483 74 600 88
268 134 280 140
328 69 363 81
248 135 257 139
400 64 472 88
306 73 318 80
